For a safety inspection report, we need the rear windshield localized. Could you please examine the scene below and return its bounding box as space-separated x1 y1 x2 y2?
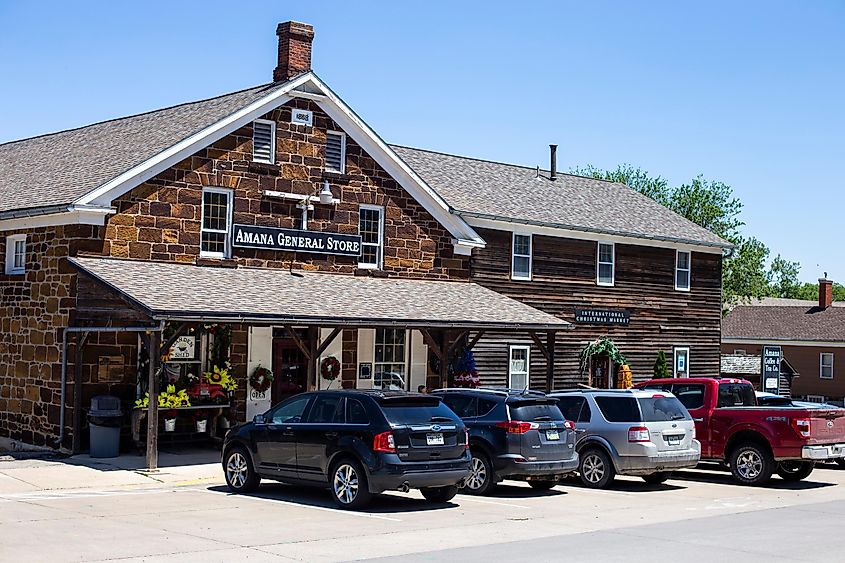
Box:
508 401 565 422
638 396 690 422
718 383 757 408
379 398 460 424
595 396 641 423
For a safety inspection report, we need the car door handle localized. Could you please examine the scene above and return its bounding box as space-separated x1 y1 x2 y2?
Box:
324 432 339 439
692 418 704 422
575 429 587 433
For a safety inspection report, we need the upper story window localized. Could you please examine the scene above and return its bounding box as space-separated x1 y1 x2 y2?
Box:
820 353 834 379
200 188 233 259
252 119 275 164
4 234 26 275
675 250 691 291
358 205 383 269
326 131 346 173
511 233 532 281
597 242 615 286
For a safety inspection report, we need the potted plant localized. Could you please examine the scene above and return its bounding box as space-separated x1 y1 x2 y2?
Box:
193 412 208 433
163 409 177 432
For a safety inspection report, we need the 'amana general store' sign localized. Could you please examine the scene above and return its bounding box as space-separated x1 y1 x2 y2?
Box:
232 224 362 256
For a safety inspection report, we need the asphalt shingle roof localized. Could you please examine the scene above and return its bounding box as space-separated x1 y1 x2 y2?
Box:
69 257 571 330
723 298 845 342
391 145 731 248
0 82 288 214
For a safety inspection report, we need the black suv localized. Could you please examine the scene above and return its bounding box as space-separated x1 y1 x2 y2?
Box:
433 388 578 494
222 390 471 509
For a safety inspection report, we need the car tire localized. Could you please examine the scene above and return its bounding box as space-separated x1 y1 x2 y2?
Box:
223 446 260 494
579 448 615 489
776 461 815 482
464 450 495 495
528 480 557 490
729 442 774 486
642 472 672 485
420 485 459 503
836 458 845 468
329 458 372 510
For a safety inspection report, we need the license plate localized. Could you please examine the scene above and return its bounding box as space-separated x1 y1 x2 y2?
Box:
426 433 444 446
666 435 682 446
546 429 560 441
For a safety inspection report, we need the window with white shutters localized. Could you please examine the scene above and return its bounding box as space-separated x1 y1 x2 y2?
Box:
252 120 275 164
326 131 346 173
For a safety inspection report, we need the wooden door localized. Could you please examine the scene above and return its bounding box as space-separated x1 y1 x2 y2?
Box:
272 336 309 404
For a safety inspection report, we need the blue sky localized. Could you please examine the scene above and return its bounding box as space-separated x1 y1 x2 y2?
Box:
1 1 842 283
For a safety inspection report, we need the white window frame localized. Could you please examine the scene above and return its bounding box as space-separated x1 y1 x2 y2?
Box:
200 187 233 259
358 204 384 270
5 234 26 275
252 119 276 164
820 353 834 380
675 250 691 292
596 242 615 286
373 328 409 391
508 345 531 390
511 232 532 281
673 346 690 378
326 130 347 174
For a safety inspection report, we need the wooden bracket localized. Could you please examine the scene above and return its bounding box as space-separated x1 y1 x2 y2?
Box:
315 327 343 358
283 325 312 360
421 329 444 361
529 331 550 360
466 330 486 351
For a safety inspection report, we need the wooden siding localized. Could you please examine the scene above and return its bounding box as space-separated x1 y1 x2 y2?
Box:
470 228 723 390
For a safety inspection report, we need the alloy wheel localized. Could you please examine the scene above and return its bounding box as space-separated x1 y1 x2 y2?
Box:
226 452 248 489
582 453 605 484
333 464 359 504
736 450 763 480
466 457 487 490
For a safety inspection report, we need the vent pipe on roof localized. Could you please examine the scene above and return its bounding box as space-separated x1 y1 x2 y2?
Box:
549 144 558 181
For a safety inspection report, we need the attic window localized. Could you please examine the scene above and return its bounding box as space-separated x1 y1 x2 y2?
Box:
326 131 346 173
252 119 275 164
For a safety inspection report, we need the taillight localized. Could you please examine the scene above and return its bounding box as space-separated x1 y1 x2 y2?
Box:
563 420 575 431
792 418 811 438
628 426 650 442
464 429 470 450
373 431 396 453
495 421 539 434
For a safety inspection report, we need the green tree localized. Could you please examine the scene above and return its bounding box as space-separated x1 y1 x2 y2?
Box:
722 236 771 310
571 164 671 205
667 177 744 240
767 255 802 299
653 350 669 379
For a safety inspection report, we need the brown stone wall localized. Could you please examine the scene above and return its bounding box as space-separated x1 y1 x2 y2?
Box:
103 99 468 279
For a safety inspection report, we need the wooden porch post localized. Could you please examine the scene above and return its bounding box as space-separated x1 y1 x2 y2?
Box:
71 331 90 454
146 330 160 470
546 331 556 392
307 326 318 391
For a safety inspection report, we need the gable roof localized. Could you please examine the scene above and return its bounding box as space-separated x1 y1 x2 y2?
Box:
391 145 732 250
723 298 845 343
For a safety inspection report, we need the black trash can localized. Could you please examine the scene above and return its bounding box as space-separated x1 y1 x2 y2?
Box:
87 395 123 458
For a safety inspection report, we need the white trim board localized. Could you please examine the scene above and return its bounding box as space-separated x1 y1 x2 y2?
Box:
722 338 845 348
464 216 725 255
0 206 114 231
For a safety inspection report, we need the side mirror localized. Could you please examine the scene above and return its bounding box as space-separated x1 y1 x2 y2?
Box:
253 414 266 425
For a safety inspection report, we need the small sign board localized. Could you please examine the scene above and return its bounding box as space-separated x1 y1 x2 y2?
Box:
291 109 313 127
169 336 196 360
232 224 362 257
359 362 372 380
762 345 782 393
574 308 631 326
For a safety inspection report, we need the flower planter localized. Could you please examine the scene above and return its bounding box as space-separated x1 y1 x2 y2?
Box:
164 418 177 432
219 417 230 430
195 419 208 433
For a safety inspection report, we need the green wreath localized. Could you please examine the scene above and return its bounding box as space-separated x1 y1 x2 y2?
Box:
579 337 627 374
320 356 341 381
249 365 274 393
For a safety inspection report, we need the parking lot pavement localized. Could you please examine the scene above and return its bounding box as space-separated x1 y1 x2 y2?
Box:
2 463 845 562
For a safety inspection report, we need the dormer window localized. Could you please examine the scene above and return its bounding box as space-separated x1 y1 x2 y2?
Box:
326 131 346 173
252 119 275 164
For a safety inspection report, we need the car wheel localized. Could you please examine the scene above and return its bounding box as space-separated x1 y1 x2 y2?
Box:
579 448 615 489
776 461 815 482
729 443 774 486
528 480 557 490
420 485 459 503
330 458 372 510
642 472 672 485
464 450 495 495
223 447 260 493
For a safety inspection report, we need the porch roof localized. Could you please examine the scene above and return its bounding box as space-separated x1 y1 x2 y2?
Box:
69 257 571 331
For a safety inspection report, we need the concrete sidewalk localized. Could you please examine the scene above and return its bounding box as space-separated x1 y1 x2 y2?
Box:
0 449 223 495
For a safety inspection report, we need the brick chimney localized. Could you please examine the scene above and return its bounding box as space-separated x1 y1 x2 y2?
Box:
273 21 314 82
819 275 833 309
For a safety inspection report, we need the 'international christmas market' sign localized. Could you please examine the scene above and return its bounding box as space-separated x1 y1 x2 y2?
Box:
232 224 362 256
574 308 631 326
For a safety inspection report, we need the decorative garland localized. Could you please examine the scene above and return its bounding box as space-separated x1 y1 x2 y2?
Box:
579 336 627 374
320 356 341 381
250 365 274 393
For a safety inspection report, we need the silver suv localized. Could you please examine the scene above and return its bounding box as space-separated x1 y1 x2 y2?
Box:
550 389 700 488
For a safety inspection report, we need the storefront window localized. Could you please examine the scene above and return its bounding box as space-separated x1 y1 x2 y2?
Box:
201 188 232 258
374 328 406 390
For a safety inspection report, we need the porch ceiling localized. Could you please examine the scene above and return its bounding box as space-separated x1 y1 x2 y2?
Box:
69 257 571 331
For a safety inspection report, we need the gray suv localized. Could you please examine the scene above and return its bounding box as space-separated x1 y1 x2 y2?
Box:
550 389 700 488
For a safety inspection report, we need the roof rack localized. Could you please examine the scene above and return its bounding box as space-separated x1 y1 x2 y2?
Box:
435 387 547 397
549 388 638 394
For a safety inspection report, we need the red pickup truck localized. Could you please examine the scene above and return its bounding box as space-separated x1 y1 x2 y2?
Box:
635 378 845 485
